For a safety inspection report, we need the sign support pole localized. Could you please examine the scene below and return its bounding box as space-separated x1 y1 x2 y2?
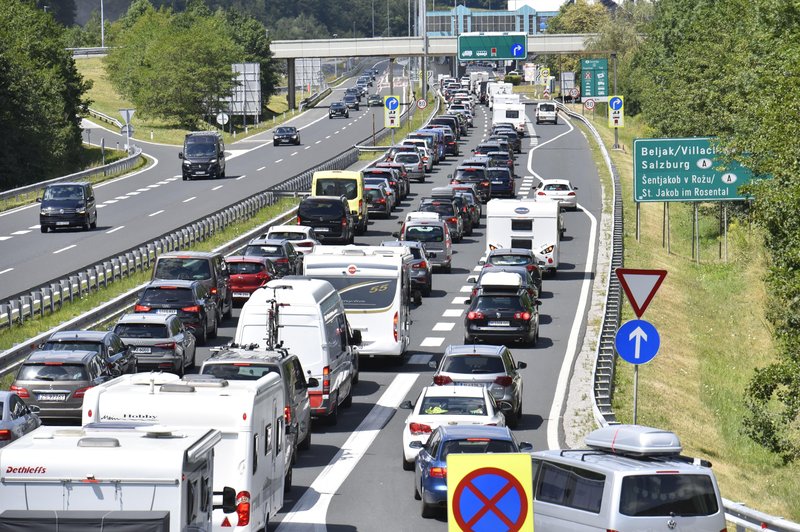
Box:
724 204 728 262
666 203 671 254
636 202 640 242
633 365 639 425
611 53 619 149
662 203 666 248
694 203 700 264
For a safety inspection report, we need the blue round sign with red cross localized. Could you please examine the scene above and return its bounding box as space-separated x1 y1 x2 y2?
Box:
452 467 528 532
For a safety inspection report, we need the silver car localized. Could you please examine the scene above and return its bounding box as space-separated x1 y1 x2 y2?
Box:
429 344 526 428
393 152 425 182
0 391 41 448
113 313 197 376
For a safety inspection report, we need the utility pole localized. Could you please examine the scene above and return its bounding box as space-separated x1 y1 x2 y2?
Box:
100 0 105 47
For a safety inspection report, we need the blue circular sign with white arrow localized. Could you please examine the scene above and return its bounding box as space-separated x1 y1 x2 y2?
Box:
385 96 399 111
510 43 524 57
609 96 623 111
615 319 660 365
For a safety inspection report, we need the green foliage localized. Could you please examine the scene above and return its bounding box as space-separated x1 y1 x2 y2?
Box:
504 74 521 86
544 0 611 75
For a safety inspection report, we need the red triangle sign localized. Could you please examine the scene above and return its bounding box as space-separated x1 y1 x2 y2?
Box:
615 268 667 318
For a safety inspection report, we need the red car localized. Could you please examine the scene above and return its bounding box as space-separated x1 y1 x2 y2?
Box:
225 256 279 303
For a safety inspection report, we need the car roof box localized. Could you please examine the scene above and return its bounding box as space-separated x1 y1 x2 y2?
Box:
430 187 455 198
478 271 522 290
585 424 682 457
405 212 440 223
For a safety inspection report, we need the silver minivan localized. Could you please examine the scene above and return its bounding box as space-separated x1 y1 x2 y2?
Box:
532 425 727 532
395 216 453 273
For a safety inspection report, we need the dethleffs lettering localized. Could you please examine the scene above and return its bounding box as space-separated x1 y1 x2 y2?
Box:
640 145 716 157
6 466 46 474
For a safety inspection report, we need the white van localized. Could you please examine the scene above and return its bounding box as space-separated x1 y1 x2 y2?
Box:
485 199 562 274
236 278 356 425
81 372 285 532
532 425 727 531
304 245 413 358
493 102 527 136
0 424 231 532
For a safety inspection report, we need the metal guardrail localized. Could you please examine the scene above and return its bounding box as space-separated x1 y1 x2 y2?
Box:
558 102 800 532
69 47 108 57
87 108 123 129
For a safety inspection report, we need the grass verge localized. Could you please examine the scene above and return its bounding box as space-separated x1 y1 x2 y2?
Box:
571 104 799 519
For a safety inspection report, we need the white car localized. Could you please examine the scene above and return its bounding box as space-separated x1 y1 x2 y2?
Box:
399 385 505 470
535 178 579 210
262 225 321 254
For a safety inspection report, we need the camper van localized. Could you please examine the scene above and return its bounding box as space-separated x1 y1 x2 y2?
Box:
485 199 562 274
487 81 513 109
493 102 527 136
81 373 285 532
235 278 356 425
304 245 413 358
0 424 231 532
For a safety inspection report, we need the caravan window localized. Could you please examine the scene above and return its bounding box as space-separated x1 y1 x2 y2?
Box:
264 424 272 457
323 277 399 311
252 434 259 473
619 474 719 516
536 462 605 513
505 110 521 119
511 219 532 231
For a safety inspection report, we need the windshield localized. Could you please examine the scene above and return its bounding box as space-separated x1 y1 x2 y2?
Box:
18 364 88 382
41 341 100 353
244 244 283 258
299 200 344 217
154 258 211 281
114 323 170 339
184 141 216 158
419 395 487 415
140 287 195 306
315 178 358 200
420 202 455 216
202 363 273 381
318 276 398 311
227 261 266 274
455 169 486 181
406 225 443 243
276 127 295 135
43 185 84 202
620 474 719 516
474 295 524 312
442 355 505 374
395 153 419 164
441 439 516 459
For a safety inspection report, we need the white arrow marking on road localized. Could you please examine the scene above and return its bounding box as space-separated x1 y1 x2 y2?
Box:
629 326 648 359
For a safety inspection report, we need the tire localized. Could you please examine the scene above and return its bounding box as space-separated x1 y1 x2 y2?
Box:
507 407 519 429
443 263 452 274
187 347 196 370
90 215 97 229
403 454 414 471
182 175 188 181
325 398 339 426
298 428 311 450
422 280 432 297
84 220 91 231
342 388 353 408
209 315 218 339
284 466 292 494
197 323 208 346
40 225 47 233
223 298 233 320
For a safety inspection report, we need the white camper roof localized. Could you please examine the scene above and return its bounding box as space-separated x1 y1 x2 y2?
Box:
0 425 220 482
250 277 338 308
486 198 560 217
305 245 409 274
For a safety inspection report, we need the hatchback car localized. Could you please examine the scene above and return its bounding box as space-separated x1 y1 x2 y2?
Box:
400 385 505 470
486 150 516 177
412 425 532 517
381 240 432 297
113 312 197 376
363 177 396 210
0 391 41 448
225 256 279 302
273 126 301 146
451 166 491 203
243 238 303 277
296 195 355 244
365 185 393 218
486 167 515 198
482 248 544 293
40 330 137 376
430 344 527 427
418 198 463 243
368 94 383 106
393 152 426 182
375 161 411 196
152 251 233 321
263 225 321 255
343 94 360 110
464 272 540 346
329 101 349 118
535 178 579 210
134 280 218 345
395 216 453 273
38 182 97 233
11 350 120 422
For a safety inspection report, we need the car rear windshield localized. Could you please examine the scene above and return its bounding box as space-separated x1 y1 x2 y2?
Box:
244 245 283 258
266 231 304 241
619 474 719 516
315 179 358 200
455 169 485 181
41 341 100 353
114 323 170 339
419 396 487 415
227 261 266 275
395 153 420 164
474 295 524 312
18 364 88 382
442 355 505 374
299 200 345 218
154 258 211 281
420 202 455 216
543 183 571 191
487 169 511 181
202 363 273 381
488 254 529 266
441 439 516 459
539 104 556 112
140 287 195 306
366 188 384 201
317 277 398 311
406 225 444 243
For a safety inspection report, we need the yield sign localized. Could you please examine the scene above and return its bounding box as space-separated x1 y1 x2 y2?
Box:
615 268 667 318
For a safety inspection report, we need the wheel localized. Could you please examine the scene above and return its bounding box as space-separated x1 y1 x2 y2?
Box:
84 220 91 231
325 398 339 426
209 315 218 339
298 427 311 450
187 347 196 370
342 388 353 408
413 479 421 499
352 355 360 385
329 115 333 119
197 323 208 346
90 215 97 229
284 466 292 494
422 280 432 297
527 328 537 347
443 263 452 274
182 175 188 181
403 454 414 471
223 298 233 320
40 225 47 233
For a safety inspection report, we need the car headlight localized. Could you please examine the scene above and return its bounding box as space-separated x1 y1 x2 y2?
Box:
77 209 86 215
183 160 190 166
209 158 217 164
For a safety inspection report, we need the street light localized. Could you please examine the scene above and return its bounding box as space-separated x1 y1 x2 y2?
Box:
100 0 105 48
372 0 375 38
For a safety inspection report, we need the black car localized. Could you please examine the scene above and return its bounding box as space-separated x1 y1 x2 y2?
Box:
344 87 362 101
491 128 522 153
450 194 473 236
38 182 97 233
329 101 349 118
152 251 233 322
296 195 355 244
364 168 403 200
135 280 218 345
273 126 301 146
343 94 360 110
451 166 491 203
243 238 304 277
365 185 392 218
464 280 540 346
179 131 226 180
40 330 137 376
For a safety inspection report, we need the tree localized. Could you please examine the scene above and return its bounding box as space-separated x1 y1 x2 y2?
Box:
544 0 611 76
270 13 330 40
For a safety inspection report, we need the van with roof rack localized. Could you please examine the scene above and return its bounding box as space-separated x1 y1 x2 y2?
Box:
531 425 727 531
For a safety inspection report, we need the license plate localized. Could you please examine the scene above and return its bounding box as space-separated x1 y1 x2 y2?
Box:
491 181 504 184
56 221 69 226
488 320 510 327
233 292 250 298
156 309 177 315
194 171 204 175
132 347 152 354
456 382 483 387
315 227 330 232
38 394 67 401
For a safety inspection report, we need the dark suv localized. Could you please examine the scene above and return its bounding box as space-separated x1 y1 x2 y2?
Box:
329 101 349 118
152 251 232 321
135 280 218 345
464 275 540 346
297 196 355 244
38 182 97 233
41 330 137 376
179 131 226 180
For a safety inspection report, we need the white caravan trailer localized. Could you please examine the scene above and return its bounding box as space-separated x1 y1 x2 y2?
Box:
492 102 527 136
487 81 513 109
235 278 355 425
0 424 229 532
485 199 562 273
304 245 413 358
81 372 285 532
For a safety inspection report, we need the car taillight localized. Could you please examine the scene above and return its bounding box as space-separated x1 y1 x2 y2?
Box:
467 311 484 320
0 430 11 441
514 311 531 320
284 405 292 424
526 264 536 271
210 287 218 295
393 312 399 342
134 304 151 312
10 385 28 399
256 271 271 284
417 163 423 170
409 422 432 435
341 218 348 227
480 182 489 187
448 141 455 145
433 375 452 385
73 386 92 399
181 306 201 313
412 261 427 269
471 288 477 297
297 216 302 224
537 191 546 196
275 258 289 264
236 491 251 526
322 366 330 395
568 191 576 196
377 198 386 204
430 466 447 478
296 242 313 248
154 342 177 349
494 376 513 386
448 217 458 224
359 199 363 211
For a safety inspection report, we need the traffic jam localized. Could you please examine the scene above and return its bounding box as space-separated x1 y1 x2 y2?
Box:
0 69 729 531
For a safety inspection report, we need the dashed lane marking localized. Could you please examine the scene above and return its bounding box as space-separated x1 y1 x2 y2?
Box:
451 296 469 305
420 337 445 347
106 226 124 234
257 166 266 171
10 230 30 235
53 244 76 254
407 354 433 365
183 197 196 203
103 200 118 204
236 175 247 181
0 268 13 275
0 236 11 241
432 322 455 332
148 210 164 217
212 185 223 191
459 285 472 293
442 309 463 318
275 159 284 163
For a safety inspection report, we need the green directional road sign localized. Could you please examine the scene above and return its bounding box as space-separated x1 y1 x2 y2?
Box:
633 137 764 202
580 58 608 100
457 32 527 62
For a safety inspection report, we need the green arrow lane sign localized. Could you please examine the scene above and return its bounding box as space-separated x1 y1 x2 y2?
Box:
458 32 527 61
633 138 763 202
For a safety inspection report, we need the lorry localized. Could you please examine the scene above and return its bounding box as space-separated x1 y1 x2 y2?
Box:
0 423 234 531
81 372 285 531
485 199 563 274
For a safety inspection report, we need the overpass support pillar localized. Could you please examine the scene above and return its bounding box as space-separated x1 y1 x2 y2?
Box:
287 58 296 110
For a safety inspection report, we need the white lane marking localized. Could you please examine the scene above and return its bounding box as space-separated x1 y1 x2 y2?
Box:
148 210 164 217
0 267 13 275
53 244 76 254
173 175 181 178
10 230 30 235
166 177 179 181
114 195 128 200
97 204 106 209
527 115 574 182
236 175 247 181
147 184 160 188
326 135 331 139
103 200 118 204
183 196 196 203
137 188 149 192
212 185 223 191
126 191 140 196
408 354 433 365
432 322 455 332
315 140 322 144
459 285 472 293
257 166 266 171
304 146 311 150
335 131 340 134
290 151 298 156
28 225 40 229
275 159 284 163
106 226 124 234
0 236 11 241
472 265 482 272
442 309 463 318
451 296 469 305
157 180 169 185
420 337 445 347
277 373 419 532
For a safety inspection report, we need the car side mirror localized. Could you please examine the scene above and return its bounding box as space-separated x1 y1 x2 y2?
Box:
307 377 319 388
464 299 471 305
399 400 413 410
391 232 400 238
409 440 423 450
573 186 578 190
518 361 527 369
219 151 225 158
214 487 237 514
519 442 533 452
535 300 542 306
285 424 295 435
428 360 437 369
36 197 42 203
178 152 184 159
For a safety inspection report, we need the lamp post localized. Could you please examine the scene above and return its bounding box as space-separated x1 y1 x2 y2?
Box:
333 34 338 78
372 0 375 37
100 0 105 47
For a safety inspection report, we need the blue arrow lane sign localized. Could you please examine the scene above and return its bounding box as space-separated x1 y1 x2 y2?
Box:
609 96 623 111
615 319 660 365
511 43 524 57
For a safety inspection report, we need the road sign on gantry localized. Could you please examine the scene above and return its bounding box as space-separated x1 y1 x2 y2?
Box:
447 453 533 532
458 32 527 62
384 95 400 129
615 268 667 318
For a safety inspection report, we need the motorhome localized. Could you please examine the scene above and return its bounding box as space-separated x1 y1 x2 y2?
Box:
235 278 356 425
304 245 413 358
485 199 562 274
492 102 527 136
0 424 231 532
487 81 513 109
81 372 285 531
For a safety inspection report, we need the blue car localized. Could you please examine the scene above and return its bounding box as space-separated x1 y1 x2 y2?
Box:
487 167 515 198
411 425 532 518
